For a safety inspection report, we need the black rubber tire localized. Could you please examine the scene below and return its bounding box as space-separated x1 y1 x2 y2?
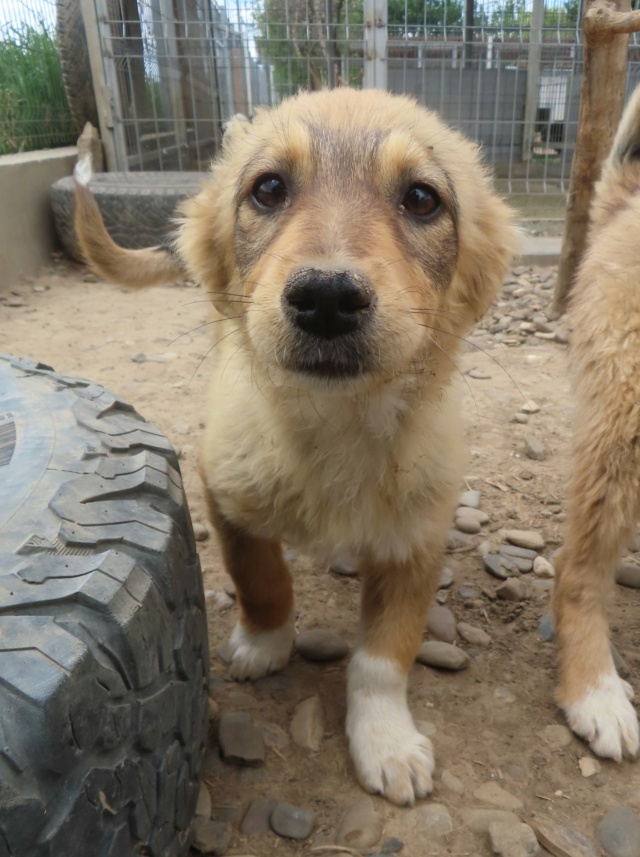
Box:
0 355 209 857
56 0 99 133
51 173 204 263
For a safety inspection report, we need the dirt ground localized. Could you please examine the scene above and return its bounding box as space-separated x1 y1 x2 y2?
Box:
2 255 640 857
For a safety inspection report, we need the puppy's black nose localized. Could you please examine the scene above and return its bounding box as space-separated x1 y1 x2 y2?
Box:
284 268 374 340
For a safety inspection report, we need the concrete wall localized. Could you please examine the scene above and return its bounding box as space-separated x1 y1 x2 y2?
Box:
0 147 77 291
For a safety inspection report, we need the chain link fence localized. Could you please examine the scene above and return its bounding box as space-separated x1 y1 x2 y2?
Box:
0 0 77 154
67 0 640 217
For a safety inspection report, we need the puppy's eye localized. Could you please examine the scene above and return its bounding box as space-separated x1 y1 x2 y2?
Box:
251 174 288 210
401 183 441 219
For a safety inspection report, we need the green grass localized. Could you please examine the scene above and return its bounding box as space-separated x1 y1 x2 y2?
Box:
0 23 77 155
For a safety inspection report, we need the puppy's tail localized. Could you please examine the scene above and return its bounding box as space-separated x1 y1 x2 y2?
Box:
592 84 640 229
73 158 185 287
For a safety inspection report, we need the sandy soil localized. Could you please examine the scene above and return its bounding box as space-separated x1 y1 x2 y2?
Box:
2 255 640 857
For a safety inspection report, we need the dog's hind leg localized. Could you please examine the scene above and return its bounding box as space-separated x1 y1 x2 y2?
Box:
346 541 443 806
208 498 295 680
554 391 640 761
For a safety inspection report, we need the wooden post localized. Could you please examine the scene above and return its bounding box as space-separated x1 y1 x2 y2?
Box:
551 0 640 316
522 0 544 161
363 0 387 90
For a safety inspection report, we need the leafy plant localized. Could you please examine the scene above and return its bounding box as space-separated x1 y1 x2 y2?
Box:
0 23 76 155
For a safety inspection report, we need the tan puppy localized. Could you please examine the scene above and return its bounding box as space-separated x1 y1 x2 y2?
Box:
554 85 640 762
75 87 517 804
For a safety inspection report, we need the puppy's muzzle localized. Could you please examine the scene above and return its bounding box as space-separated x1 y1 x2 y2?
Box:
283 268 376 340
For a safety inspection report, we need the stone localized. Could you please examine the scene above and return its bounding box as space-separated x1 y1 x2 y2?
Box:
458 586 479 600
459 489 482 508
489 821 540 857
524 433 546 461
337 796 383 849
240 797 278 835
468 368 492 379
494 686 516 704
521 400 540 414
533 556 555 578
191 817 232 855
440 768 465 794
579 757 601 778
496 579 527 601
504 764 525 781
502 529 545 551
528 578 554 598
456 507 490 525
538 613 555 642
218 712 265 767
381 838 405 853
193 522 210 541
473 782 523 811
461 810 520 834
416 719 437 738
415 803 453 837
416 641 470 670
531 821 597 857
211 806 240 823
455 516 482 534
290 696 324 751
295 629 349 661
615 562 640 589
510 556 535 572
260 721 290 750
330 558 359 576
223 580 236 599
196 782 212 818
427 605 459 643
539 724 573 749
447 529 469 550
500 545 538 560
484 554 516 580
597 806 640 857
439 567 455 589
270 802 315 840
457 621 491 647
514 413 529 424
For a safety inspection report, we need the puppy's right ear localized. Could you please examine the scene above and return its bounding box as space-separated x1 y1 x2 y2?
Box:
222 113 252 148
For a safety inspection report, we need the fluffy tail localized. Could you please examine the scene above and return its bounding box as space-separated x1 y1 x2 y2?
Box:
591 84 640 230
73 160 185 287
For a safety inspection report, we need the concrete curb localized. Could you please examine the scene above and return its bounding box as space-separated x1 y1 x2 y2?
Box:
519 235 561 267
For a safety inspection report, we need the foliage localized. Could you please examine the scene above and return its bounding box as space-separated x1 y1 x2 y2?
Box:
0 23 76 155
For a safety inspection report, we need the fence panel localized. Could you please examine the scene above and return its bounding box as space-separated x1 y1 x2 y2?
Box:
82 0 640 220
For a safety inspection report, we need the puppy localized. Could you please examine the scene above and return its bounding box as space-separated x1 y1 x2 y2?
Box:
74 87 517 804
554 85 640 762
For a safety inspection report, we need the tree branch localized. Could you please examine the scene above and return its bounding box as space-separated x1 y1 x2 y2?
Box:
584 2 640 40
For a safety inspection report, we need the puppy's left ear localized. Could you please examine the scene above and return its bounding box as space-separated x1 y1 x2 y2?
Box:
450 177 520 323
176 168 239 318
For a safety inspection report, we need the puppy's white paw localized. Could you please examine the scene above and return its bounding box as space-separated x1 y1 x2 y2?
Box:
347 651 434 805
563 671 639 761
227 619 294 680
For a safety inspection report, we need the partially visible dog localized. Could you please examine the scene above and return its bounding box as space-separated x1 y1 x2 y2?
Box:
74 87 517 804
554 85 640 761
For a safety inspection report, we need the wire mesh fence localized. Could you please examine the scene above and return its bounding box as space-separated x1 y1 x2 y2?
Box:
68 0 640 217
0 0 77 154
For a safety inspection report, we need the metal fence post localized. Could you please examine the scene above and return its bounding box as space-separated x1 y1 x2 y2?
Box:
363 0 387 89
79 0 122 171
522 0 545 161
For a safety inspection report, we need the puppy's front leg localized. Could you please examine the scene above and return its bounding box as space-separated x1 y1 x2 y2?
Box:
347 545 441 806
210 501 295 680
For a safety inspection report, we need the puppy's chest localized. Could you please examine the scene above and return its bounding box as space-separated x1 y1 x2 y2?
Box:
212 400 445 555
